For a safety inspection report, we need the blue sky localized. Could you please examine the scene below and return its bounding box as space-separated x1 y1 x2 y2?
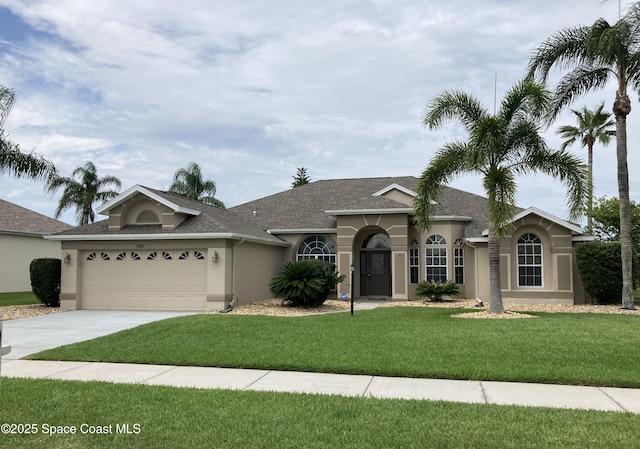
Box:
0 0 636 225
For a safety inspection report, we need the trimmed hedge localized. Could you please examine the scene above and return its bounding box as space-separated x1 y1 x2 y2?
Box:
575 241 637 305
29 258 61 307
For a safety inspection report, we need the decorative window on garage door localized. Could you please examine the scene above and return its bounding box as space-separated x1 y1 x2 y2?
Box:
86 252 110 261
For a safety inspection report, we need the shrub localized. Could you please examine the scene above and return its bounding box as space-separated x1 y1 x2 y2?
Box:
575 241 638 304
29 258 61 307
415 280 460 302
269 260 345 307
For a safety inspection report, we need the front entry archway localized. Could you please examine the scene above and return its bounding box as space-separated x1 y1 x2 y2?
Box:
359 232 391 297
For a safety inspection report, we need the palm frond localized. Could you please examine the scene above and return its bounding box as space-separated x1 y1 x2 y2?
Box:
483 166 517 237
423 90 487 133
527 26 591 81
551 66 612 119
413 142 471 231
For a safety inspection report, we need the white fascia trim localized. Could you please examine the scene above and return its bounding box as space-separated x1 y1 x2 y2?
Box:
572 235 596 242
44 232 290 247
0 228 47 237
96 185 202 217
372 183 417 197
481 207 584 236
325 208 414 215
466 237 488 243
267 228 337 235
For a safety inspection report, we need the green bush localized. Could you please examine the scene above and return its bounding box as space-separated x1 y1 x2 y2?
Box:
415 280 460 302
29 258 61 307
269 260 345 307
575 241 638 305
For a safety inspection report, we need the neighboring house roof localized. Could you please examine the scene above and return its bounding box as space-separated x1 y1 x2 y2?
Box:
230 176 499 237
0 198 72 236
50 186 287 246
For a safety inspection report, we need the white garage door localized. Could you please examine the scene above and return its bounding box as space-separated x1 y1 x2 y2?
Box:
81 249 207 311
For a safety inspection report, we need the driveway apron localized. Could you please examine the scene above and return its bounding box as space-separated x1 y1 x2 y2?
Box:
2 310 196 360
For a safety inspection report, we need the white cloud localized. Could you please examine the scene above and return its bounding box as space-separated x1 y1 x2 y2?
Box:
0 0 635 226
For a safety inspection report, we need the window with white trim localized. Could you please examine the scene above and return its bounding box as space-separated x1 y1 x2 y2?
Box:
409 239 419 284
425 234 447 282
296 236 336 263
517 233 543 287
454 238 464 285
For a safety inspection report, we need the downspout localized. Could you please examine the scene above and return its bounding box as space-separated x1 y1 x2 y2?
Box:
218 238 245 313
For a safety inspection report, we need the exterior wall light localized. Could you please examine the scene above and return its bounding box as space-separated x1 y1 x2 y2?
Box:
212 251 219 263
64 253 71 264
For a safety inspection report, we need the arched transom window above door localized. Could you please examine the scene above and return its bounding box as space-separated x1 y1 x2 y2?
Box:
362 233 391 249
296 236 336 263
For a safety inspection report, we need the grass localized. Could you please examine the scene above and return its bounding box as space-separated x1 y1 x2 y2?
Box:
1 377 639 449
31 307 640 388
0 291 39 306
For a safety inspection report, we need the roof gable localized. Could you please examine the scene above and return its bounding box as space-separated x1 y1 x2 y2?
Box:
480 207 584 236
96 185 202 216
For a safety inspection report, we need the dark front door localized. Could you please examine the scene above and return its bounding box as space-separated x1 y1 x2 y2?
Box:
360 251 391 297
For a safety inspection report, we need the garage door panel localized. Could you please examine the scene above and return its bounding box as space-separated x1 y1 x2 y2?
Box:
81 250 207 311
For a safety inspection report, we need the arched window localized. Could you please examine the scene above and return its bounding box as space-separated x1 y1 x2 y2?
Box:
363 233 391 249
297 236 336 263
517 233 543 287
136 210 160 224
425 234 447 282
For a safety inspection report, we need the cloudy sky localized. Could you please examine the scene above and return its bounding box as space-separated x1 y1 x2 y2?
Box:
0 0 636 225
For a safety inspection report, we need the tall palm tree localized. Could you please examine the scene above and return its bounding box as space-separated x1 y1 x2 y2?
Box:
46 161 121 225
414 79 588 314
0 85 55 179
557 103 615 231
168 161 225 208
527 4 640 309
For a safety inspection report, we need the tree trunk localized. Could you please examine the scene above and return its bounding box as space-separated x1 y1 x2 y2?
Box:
488 230 505 313
613 92 635 310
587 141 593 233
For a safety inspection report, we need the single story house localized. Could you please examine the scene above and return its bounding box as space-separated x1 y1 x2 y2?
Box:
0 198 72 292
49 176 590 311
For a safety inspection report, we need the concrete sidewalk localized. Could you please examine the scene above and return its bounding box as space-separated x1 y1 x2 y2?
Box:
3 359 639 414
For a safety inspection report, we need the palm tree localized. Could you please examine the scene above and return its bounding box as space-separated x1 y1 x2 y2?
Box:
0 85 55 179
527 4 639 309
168 161 225 208
557 103 615 231
414 79 588 314
46 161 121 225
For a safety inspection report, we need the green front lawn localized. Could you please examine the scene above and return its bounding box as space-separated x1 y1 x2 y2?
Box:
0 291 38 307
1 378 639 449
31 307 640 388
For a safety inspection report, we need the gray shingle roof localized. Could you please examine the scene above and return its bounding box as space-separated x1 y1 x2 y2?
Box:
52 177 526 241
53 188 286 244
230 176 507 238
0 198 72 235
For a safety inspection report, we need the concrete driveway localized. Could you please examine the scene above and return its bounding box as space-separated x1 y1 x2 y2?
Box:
2 310 196 360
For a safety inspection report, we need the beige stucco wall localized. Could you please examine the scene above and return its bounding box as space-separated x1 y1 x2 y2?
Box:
471 215 581 305
334 213 410 299
232 240 286 306
0 233 62 293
